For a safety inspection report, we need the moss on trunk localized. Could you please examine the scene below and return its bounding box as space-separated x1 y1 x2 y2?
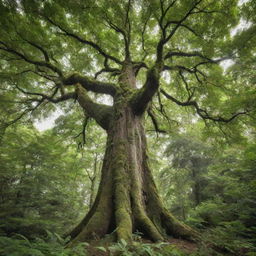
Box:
67 62 199 246
67 104 199 245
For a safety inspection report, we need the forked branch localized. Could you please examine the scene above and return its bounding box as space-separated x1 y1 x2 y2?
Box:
43 15 122 65
131 67 160 115
0 41 63 77
14 83 76 103
147 108 166 134
160 89 249 123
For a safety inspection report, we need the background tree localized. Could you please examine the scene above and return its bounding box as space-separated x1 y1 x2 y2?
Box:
0 124 89 238
0 0 255 245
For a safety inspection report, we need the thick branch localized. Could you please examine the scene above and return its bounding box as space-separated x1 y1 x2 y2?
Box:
160 89 248 123
76 84 113 130
131 67 160 115
63 73 117 96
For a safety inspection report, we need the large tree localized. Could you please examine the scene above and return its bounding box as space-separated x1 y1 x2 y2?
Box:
0 0 255 245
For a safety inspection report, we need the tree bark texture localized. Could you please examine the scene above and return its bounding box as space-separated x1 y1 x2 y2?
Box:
68 63 198 245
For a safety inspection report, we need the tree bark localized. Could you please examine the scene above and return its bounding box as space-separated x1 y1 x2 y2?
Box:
68 62 198 245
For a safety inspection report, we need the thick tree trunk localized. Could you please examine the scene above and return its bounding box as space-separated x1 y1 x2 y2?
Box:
68 106 197 244
68 62 198 245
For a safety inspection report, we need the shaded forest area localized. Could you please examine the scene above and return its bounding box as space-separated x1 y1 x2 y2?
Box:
0 0 256 255
1 123 256 255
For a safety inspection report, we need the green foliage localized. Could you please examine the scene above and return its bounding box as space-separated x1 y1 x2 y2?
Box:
0 124 92 237
108 240 186 256
0 232 87 256
155 132 256 255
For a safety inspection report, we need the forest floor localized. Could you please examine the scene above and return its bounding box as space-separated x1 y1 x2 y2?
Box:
166 238 198 253
85 237 198 256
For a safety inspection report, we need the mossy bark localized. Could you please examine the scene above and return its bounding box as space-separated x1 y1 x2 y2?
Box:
68 62 199 245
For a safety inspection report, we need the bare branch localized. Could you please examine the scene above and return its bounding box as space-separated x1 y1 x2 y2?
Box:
155 91 178 126
94 58 121 78
158 0 177 36
179 71 195 101
16 31 50 62
141 12 151 57
155 0 202 62
2 100 44 128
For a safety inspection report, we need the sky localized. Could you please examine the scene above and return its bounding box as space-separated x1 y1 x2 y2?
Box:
34 108 64 132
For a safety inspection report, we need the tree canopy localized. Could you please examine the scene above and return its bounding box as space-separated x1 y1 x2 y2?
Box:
0 0 255 131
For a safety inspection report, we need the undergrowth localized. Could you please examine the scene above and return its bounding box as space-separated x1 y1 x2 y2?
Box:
1 231 256 256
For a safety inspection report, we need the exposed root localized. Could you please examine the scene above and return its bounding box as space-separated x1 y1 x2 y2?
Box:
134 207 164 242
161 209 200 241
68 107 199 246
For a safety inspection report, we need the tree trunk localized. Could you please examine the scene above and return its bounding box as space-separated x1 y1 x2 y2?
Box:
68 109 197 244
68 63 198 245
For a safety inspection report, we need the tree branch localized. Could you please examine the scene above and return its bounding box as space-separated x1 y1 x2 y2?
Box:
63 73 117 96
74 116 90 148
43 15 122 65
131 67 160 115
76 84 113 130
155 0 202 62
15 83 76 103
164 0 202 43
160 89 248 123
94 58 121 79
103 9 131 60
125 0 132 53
2 100 44 128
0 41 63 77
164 51 212 61
158 0 177 37
16 31 50 62
147 108 166 134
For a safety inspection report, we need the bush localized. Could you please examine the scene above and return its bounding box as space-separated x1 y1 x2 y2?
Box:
0 232 87 256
